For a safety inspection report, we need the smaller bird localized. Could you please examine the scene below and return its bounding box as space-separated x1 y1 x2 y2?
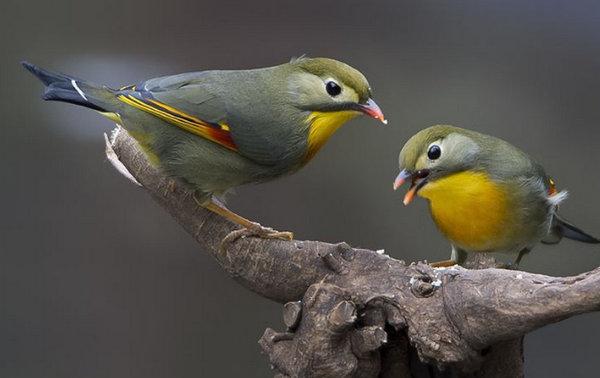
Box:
23 57 386 240
393 125 599 266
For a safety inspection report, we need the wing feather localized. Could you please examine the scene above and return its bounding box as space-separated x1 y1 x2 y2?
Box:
116 78 237 151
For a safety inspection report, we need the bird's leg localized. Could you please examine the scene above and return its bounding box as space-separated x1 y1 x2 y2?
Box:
430 259 457 268
430 246 467 267
512 248 530 267
195 195 294 244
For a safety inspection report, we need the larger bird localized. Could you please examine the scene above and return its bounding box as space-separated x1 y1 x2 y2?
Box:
24 58 386 238
393 125 599 266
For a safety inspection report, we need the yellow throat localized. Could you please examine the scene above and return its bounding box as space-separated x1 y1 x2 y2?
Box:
305 110 359 161
418 171 512 251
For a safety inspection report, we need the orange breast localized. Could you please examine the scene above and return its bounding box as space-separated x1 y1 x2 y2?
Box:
418 171 513 252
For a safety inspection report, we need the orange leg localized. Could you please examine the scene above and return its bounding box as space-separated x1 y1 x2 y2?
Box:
197 196 294 242
203 200 257 229
430 246 467 267
430 259 458 268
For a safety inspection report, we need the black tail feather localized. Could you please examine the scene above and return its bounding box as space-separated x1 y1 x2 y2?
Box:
22 61 73 86
557 217 600 244
22 61 107 112
545 215 600 244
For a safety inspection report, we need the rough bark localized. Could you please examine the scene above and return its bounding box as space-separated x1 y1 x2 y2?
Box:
106 128 600 377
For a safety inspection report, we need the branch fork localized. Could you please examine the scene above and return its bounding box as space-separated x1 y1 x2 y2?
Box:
106 128 600 377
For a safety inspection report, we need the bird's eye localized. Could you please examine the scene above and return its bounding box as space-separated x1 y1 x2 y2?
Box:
325 81 342 97
427 144 441 160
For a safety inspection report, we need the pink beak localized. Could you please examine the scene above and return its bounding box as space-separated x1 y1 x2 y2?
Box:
393 170 411 191
358 98 387 124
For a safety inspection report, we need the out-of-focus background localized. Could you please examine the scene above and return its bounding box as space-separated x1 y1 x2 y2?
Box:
2 0 599 376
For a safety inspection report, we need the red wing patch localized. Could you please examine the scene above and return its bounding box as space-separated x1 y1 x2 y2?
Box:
548 177 557 196
117 94 237 151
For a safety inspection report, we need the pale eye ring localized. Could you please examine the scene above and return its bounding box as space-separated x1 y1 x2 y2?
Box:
427 144 442 160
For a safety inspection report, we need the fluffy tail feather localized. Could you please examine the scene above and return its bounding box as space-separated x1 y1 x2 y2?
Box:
542 215 600 245
22 61 110 112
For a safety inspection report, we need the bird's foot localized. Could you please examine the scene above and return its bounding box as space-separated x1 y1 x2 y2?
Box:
221 223 294 249
500 262 520 270
430 259 458 268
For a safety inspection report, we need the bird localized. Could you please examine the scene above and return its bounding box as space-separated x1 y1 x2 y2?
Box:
23 57 386 239
393 125 599 266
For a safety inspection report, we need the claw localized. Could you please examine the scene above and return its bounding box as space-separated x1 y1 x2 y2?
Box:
220 223 294 250
246 222 294 240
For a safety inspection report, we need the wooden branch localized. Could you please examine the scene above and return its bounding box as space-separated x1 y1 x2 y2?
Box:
107 127 600 377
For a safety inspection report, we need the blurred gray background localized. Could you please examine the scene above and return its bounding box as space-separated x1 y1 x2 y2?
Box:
2 0 599 376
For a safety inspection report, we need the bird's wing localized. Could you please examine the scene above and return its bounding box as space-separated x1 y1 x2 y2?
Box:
116 73 237 151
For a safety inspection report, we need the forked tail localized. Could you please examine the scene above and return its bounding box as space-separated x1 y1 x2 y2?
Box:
22 61 113 112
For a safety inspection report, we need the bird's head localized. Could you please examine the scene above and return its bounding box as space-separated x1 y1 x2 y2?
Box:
288 57 386 123
286 57 386 159
393 125 482 205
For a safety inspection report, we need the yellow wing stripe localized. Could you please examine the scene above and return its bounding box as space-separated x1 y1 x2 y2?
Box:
119 95 201 133
117 94 237 151
147 99 207 124
123 95 235 149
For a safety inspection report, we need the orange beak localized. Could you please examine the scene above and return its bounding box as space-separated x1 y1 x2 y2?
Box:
393 169 430 205
402 185 421 206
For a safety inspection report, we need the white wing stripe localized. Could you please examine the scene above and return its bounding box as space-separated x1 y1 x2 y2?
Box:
71 79 88 101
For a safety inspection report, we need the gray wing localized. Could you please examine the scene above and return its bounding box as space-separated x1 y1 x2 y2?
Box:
117 72 236 151
136 71 228 124
479 134 552 191
117 69 300 167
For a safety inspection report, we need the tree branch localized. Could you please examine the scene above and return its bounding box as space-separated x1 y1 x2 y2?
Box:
106 127 600 376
